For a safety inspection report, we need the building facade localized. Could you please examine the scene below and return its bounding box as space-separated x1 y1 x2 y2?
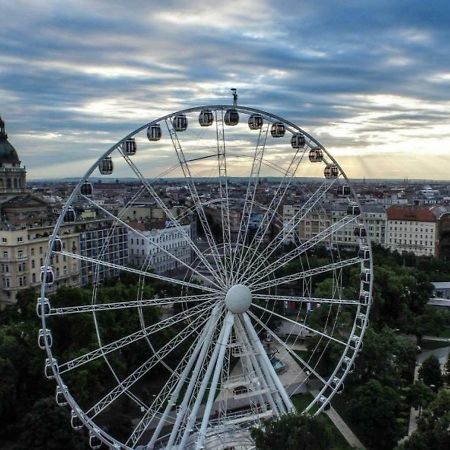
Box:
386 206 439 256
128 224 192 273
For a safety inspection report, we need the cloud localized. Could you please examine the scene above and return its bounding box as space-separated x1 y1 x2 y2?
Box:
0 0 449 180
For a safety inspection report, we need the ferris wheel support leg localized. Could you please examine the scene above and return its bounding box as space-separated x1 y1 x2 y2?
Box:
163 308 222 450
195 313 234 450
242 313 295 414
178 312 234 450
235 317 279 416
146 307 220 449
237 315 285 416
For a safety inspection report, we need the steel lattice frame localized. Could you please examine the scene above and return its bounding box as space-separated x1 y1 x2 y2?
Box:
38 103 373 450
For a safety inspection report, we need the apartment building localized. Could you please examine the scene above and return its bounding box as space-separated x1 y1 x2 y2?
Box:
386 206 440 257
128 223 192 273
0 225 80 304
282 202 387 247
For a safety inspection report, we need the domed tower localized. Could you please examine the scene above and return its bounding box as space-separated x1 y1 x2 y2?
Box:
0 116 26 194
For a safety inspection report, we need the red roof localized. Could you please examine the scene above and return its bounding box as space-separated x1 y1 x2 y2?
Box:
387 206 437 222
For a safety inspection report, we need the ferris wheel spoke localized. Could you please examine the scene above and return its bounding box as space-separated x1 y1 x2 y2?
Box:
237 178 338 284
119 149 225 286
47 293 217 316
214 110 233 284
251 303 347 347
231 125 269 283
251 257 361 292
81 194 224 291
246 214 359 286
131 306 223 447
164 118 228 286
57 300 215 374
252 293 359 306
57 250 219 294
247 310 327 385
87 308 211 419
235 146 306 279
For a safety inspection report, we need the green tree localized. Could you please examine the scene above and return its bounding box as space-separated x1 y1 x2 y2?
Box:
13 397 89 450
349 327 415 387
405 381 435 413
250 412 332 450
347 379 403 450
396 390 450 450
445 354 450 384
418 355 443 391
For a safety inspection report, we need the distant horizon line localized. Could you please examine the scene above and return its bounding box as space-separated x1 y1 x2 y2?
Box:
26 176 449 184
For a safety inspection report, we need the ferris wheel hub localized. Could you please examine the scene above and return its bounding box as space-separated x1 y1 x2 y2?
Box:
225 284 252 314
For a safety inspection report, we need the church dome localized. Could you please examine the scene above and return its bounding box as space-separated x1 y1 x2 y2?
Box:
0 116 20 165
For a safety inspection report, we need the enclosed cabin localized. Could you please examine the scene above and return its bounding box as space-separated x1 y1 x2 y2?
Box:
123 137 137 156
357 312 367 328
358 246 370 261
64 206 76 223
360 268 371 283
199 109 214 127
353 225 367 238
330 376 344 394
36 297 50 318
51 235 62 252
309 147 323 163
55 385 68 406
319 395 331 411
324 164 339 179
224 108 239 126
342 356 355 374
70 410 83 430
350 334 361 349
147 124 162 141
99 156 113 175
291 133 306 149
80 181 93 196
40 266 54 286
248 113 263 130
172 113 188 131
44 357 58 379
359 291 370 305
89 432 102 449
347 203 360 216
38 328 52 349
270 122 285 138
337 185 351 196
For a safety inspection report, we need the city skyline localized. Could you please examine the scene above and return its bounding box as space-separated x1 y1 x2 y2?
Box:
1 0 450 180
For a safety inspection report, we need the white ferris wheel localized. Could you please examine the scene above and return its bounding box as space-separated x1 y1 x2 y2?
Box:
38 90 373 449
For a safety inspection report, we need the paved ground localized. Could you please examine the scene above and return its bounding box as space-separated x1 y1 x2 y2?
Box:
326 406 366 449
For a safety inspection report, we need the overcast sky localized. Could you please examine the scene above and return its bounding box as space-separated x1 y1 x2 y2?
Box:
1 0 450 180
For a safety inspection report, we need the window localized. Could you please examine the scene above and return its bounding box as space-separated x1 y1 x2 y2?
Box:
1 238 6 243
31 248 34 256
32 273 36 283
3 251 8 258
18 250 23 258
17 237 23 242
39 246 43 254
31 260 35 269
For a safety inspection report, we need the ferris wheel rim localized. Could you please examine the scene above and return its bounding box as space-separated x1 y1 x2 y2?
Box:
38 103 373 449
